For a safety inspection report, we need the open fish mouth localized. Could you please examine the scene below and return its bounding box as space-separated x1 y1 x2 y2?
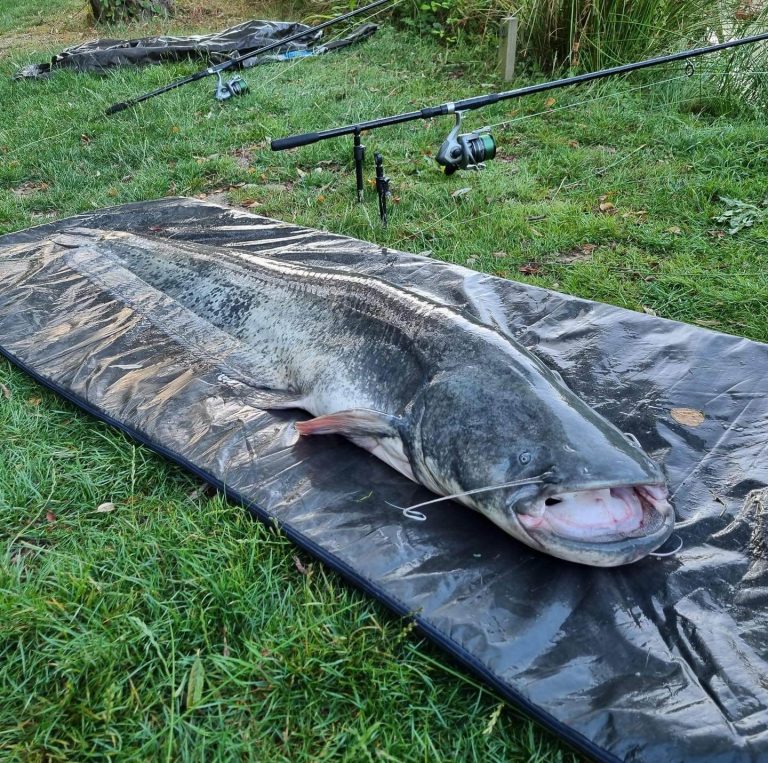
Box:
515 483 675 565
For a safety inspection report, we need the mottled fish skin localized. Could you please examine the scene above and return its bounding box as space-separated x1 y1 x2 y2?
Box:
96 230 673 566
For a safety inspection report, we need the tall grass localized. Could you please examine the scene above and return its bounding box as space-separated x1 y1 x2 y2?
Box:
512 0 713 71
704 5 768 112
343 0 760 73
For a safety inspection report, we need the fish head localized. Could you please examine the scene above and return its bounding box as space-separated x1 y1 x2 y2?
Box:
408 368 674 567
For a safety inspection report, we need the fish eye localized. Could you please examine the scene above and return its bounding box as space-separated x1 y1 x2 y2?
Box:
518 451 532 465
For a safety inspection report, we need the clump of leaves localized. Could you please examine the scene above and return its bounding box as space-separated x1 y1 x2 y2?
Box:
713 195 768 234
89 0 172 23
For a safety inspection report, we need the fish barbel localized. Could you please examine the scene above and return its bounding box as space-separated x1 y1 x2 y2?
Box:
93 229 674 566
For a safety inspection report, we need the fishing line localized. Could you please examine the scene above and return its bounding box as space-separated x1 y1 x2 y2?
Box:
648 533 684 558
476 73 694 133
387 472 553 522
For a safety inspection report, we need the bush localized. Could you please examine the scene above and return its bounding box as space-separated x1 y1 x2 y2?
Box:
89 0 173 23
392 0 718 69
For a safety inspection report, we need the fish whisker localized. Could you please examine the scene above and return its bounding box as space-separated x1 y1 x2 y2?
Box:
387 473 552 521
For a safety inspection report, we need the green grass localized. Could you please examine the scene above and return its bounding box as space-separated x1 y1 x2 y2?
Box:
1 1 767 760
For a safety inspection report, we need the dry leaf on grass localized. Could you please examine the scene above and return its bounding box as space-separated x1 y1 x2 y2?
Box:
12 181 49 197
95 502 116 513
558 243 597 263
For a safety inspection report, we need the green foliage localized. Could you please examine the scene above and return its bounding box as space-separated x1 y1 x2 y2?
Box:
89 0 172 23
714 195 768 235
510 0 713 72
701 6 768 114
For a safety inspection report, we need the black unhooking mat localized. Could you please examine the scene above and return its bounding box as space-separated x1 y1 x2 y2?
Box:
13 19 377 79
0 198 766 762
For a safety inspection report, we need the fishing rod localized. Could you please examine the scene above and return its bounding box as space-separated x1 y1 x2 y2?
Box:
272 30 768 192
105 0 396 115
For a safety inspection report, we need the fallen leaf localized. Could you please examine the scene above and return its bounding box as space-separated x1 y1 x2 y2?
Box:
170 125 181 134
451 187 472 198
0 383 10 399
186 652 205 709
240 199 260 208
107 188 119 198
642 306 657 316
28 396 41 406
465 256 479 266
222 626 230 658
558 243 597 263
544 97 556 108
46 510 57 523
293 555 309 575
568 139 580 148
598 201 616 214
518 263 542 276
666 226 682 235
95 502 116 513
296 168 307 178
492 251 507 259
187 483 213 501
12 181 49 197
670 407 705 427
80 133 91 144
707 229 726 239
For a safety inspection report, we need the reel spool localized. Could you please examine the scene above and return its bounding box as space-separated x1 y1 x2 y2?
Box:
214 72 249 102
435 110 496 175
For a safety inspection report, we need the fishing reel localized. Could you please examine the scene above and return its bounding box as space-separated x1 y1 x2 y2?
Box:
214 72 249 102
435 110 496 175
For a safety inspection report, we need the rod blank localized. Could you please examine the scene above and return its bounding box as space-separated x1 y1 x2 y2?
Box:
105 0 396 116
271 31 768 150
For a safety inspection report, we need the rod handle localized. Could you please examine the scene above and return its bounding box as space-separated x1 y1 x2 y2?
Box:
105 101 130 116
271 132 323 151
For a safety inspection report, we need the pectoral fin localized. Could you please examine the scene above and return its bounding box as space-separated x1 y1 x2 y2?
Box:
295 409 400 438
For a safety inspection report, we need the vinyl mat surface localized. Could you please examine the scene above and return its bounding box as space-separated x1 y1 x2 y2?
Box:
1 198 766 762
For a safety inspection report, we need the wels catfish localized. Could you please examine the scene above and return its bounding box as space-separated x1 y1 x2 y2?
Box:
97 229 675 567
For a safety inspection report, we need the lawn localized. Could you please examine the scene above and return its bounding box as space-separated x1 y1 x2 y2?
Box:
1 1 767 760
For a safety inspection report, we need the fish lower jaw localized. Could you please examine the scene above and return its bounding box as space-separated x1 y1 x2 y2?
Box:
516 484 674 564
